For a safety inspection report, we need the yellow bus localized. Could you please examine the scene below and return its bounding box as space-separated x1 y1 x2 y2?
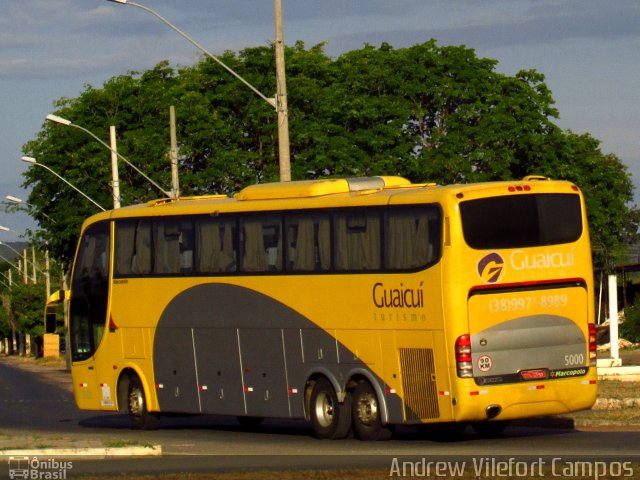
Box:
49 175 597 440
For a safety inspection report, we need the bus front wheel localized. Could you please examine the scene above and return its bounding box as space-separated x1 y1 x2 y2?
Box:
309 378 352 439
127 375 159 430
352 380 392 441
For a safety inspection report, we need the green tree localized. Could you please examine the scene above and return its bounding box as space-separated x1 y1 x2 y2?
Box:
22 40 638 268
9 281 46 339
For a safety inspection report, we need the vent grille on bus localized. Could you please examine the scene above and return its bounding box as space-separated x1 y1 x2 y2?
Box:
399 348 440 421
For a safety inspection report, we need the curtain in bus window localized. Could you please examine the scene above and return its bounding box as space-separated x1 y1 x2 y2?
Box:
335 212 381 270
242 220 267 272
318 217 331 270
288 215 331 272
133 220 152 274
415 214 431 264
386 211 431 269
115 222 135 275
196 219 236 273
196 220 220 272
292 218 315 270
154 220 181 274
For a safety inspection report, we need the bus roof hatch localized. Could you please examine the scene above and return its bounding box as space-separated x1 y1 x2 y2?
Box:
234 176 412 201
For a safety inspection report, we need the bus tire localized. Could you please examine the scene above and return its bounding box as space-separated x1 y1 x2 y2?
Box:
309 377 352 439
351 380 392 441
127 375 159 430
472 420 508 437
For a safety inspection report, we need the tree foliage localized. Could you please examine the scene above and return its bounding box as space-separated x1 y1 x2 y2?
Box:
22 40 638 268
0 253 66 354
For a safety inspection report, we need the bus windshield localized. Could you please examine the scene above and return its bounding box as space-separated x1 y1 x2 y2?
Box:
459 193 582 249
69 221 110 362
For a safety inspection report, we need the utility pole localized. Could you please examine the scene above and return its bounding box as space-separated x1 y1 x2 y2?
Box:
31 247 37 284
169 106 180 198
21 251 27 285
274 0 291 182
45 249 50 299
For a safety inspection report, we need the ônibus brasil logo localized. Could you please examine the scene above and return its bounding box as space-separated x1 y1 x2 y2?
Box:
477 252 505 284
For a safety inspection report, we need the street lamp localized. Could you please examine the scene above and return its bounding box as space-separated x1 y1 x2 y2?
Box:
20 156 107 212
0 225 21 237
46 114 172 200
106 0 292 182
5 195 56 224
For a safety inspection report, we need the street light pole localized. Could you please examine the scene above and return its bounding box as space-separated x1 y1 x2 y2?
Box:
106 0 292 182
20 156 107 212
109 126 121 208
46 114 171 199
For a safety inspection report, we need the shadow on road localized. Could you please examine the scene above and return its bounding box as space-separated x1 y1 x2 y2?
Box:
77 411 578 443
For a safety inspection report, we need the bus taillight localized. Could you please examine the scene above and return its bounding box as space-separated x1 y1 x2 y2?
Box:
588 323 597 366
455 334 473 378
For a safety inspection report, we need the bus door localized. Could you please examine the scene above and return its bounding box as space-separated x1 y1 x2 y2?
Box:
68 221 112 410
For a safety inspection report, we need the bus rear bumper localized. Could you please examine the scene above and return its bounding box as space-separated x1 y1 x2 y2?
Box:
452 375 598 422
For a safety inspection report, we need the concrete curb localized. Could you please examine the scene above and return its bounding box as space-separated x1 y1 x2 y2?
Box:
0 445 162 458
597 365 640 376
592 397 640 410
597 365 640 382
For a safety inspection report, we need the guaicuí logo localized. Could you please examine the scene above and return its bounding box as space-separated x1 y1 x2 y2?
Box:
477 252 505 284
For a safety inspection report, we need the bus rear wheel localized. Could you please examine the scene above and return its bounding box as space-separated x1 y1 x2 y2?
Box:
351 380 392 441
127 375 159 430
309 377 352 439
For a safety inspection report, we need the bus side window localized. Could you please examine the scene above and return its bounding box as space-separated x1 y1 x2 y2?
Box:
178 220 195 274
386 209 433 269
115 221 136 276
115 219 154 276
154 220 181 274
133 220 152 275
241 216 282 273
196 219 237 273
334 211 381 271
287 214 331 272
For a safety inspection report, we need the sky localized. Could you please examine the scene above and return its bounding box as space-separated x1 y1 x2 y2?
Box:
1 0 639 236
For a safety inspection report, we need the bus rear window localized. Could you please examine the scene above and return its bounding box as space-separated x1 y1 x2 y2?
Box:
460 194 582 249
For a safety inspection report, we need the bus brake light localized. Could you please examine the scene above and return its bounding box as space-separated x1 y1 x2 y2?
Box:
455 334 473 378
588 323 597 366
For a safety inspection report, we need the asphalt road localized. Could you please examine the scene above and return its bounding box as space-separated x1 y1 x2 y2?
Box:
1 356 639 477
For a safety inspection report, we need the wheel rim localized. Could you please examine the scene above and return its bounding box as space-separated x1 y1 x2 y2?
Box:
355 391 378 426
129 386 145 418
314 391 335 428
